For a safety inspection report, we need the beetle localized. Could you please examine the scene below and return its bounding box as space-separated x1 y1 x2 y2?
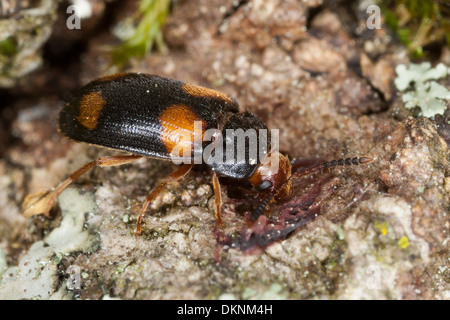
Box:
22 73 372 234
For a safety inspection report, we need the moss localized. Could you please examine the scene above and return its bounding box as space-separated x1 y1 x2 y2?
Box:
381 0 450 59
0 37 17 57
112 0 171 65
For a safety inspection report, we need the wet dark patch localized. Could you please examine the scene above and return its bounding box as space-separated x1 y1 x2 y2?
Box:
216 176 337 253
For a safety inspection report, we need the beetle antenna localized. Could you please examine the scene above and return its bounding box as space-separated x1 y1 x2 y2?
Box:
249 156 373 222
292 156 373 178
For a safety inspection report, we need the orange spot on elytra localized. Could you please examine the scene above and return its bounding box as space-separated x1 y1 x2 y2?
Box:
160 104 206 155
182 83 234 105
77 91 106 130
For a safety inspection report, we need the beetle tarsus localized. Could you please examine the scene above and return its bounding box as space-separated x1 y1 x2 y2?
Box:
22 155 143 218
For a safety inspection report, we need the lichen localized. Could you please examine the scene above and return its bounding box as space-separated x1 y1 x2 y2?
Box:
0 249 6 277
0 186 99 299
397 236 410 249
0 0 58 87
395 62 450 118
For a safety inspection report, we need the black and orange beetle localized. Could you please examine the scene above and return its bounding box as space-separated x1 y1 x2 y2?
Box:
23 73 372 234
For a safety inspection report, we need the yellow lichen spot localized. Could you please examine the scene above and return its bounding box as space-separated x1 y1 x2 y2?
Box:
374 221 388 236
398 236 410 249
77 91 106 130
182 83 234 105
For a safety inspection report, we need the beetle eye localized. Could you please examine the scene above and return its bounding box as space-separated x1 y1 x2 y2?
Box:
256 180 272 192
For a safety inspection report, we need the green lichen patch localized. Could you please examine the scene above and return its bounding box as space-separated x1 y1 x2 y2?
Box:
45 187 99 253
395 62 450 118
0 249 6 277
0 187 100 299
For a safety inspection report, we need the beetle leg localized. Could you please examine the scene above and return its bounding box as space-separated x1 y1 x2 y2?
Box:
136 164 193 235
23 155 143 218
211 170 223 227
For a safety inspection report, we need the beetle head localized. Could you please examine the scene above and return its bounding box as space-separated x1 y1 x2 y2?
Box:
249 151 292 202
